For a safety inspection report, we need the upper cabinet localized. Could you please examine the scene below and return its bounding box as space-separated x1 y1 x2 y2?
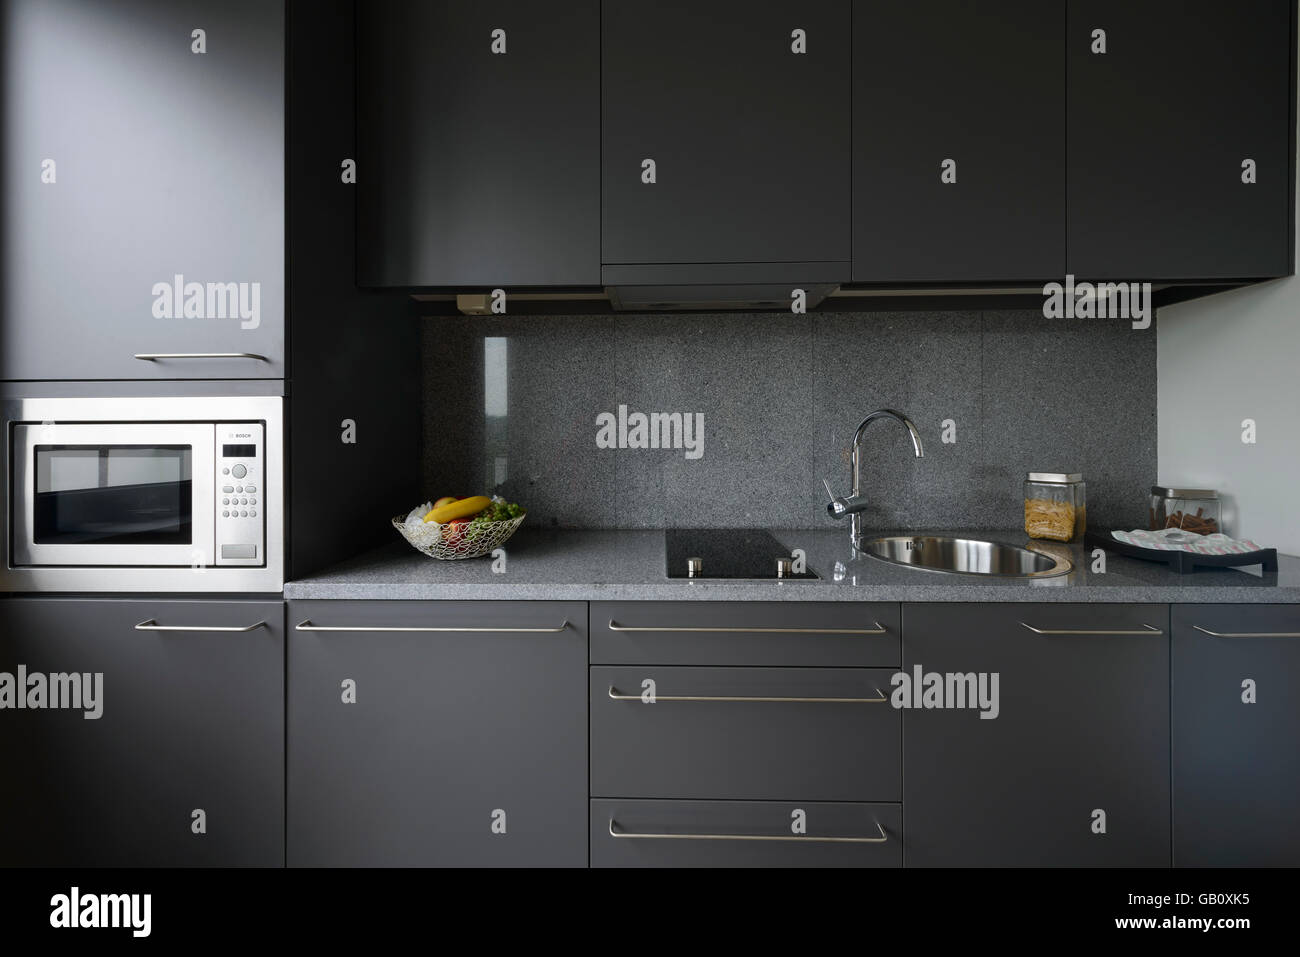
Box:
0 0 285 381
1068 0 1294 280
356 1 600 287
601 0 851 271
853 1 1065 283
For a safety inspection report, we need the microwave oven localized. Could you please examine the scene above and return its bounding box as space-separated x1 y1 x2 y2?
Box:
2 395 283 592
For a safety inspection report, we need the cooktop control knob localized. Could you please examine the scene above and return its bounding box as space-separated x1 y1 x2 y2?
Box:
686 557 703 578
776 557 793 578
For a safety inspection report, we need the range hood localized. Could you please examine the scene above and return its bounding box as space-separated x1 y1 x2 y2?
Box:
602 262 846 312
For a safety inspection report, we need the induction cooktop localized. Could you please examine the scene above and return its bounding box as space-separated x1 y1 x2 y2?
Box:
664 528 819 580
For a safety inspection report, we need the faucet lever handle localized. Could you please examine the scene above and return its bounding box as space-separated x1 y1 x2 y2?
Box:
823 479 868 521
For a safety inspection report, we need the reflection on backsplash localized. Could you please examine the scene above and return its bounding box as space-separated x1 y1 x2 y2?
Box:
421 310 1156 531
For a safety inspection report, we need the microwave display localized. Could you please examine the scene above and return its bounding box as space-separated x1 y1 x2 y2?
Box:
33 445 192 546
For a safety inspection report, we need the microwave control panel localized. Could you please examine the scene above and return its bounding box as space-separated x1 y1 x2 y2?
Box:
215 423 265 566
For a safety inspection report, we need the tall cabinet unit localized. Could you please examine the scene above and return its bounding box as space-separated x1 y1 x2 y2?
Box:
0 0 286 380
287 0 418 578
601 0 851 277
852 0 1065 282
1067 0 1294 280
356 0 600 287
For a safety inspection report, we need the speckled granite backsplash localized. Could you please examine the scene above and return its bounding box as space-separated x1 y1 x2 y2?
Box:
421 310 1156 530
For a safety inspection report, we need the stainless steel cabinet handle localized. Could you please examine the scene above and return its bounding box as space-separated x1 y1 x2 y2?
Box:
1193 625 1300 639
607 686 886 704
295 619 568 633
135 619 265 633
609 819 888 844
1020 622 1163 635
607 618 887 635
134 352 268 361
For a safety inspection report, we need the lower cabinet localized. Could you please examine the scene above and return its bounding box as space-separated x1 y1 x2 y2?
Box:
1172 604 1300 866
591 799 901 868
0 597 284 867
287 599 587 866
902 603 1171 867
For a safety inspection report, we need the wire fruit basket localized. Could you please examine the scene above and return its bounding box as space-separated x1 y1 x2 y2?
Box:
392 513 525 560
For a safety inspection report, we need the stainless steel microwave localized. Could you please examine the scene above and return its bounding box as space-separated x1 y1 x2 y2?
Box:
2 396 283 592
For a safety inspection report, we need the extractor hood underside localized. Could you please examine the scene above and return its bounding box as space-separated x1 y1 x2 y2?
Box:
606 283 839 311
601 261 846 311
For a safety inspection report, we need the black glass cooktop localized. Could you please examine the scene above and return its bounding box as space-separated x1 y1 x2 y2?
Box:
665 528 819 580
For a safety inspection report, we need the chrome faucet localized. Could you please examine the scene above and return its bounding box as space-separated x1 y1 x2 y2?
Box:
824 409 925 545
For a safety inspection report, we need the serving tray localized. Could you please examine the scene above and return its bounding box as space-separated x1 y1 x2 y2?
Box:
1085 529 1278 574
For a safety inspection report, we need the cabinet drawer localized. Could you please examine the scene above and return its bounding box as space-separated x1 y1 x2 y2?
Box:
591 601 900 666
591 799 901 868
591 666 900 801
1172 604 1300 866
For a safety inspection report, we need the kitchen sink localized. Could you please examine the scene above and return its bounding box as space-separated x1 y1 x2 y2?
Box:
859 535 1072 579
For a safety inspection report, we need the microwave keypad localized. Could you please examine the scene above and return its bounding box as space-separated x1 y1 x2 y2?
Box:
216 424 265 565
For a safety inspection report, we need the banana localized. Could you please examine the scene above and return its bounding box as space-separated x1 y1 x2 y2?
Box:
424 495 492 524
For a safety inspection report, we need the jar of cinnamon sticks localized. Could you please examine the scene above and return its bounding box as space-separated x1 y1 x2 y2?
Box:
1149 487 1222 536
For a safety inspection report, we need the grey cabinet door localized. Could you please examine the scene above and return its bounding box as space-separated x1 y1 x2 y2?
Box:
592 799 901 868
0 598 284 867
853 1 1065 282
1 0 285 380
356 0 599 286
1172 605 1300 866
287 600 587 867
592 666 900 801
1067 0 1293 279
602 0 850 266
903 603 1170 867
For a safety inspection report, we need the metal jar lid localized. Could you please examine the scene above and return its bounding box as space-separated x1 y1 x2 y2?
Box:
1151 486 1218 499
1027 472 1084 484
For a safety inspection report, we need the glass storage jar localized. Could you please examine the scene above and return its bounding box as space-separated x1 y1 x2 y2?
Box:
1149 487 1222 536
1024 472 1087 543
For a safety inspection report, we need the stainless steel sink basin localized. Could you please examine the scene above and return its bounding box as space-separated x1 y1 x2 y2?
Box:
859 536 1072 578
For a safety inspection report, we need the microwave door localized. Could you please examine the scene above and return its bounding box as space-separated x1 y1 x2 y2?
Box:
12 423 215 567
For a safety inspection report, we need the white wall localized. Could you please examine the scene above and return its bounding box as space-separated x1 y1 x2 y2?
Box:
1159 277 1300 555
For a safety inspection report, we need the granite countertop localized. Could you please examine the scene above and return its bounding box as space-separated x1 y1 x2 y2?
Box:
284 527 1300 603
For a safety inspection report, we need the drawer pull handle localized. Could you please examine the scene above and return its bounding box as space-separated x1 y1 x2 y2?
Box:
609 819 888 844
607 685 886 704
134 352 268 361
294 619 568 633
1193 625 1300 639
135 619 265 633
607 618 887 635
1019 622 1162 636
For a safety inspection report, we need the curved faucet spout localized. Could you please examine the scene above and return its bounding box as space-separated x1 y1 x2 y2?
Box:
851 409 925 461
824 409 925 547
